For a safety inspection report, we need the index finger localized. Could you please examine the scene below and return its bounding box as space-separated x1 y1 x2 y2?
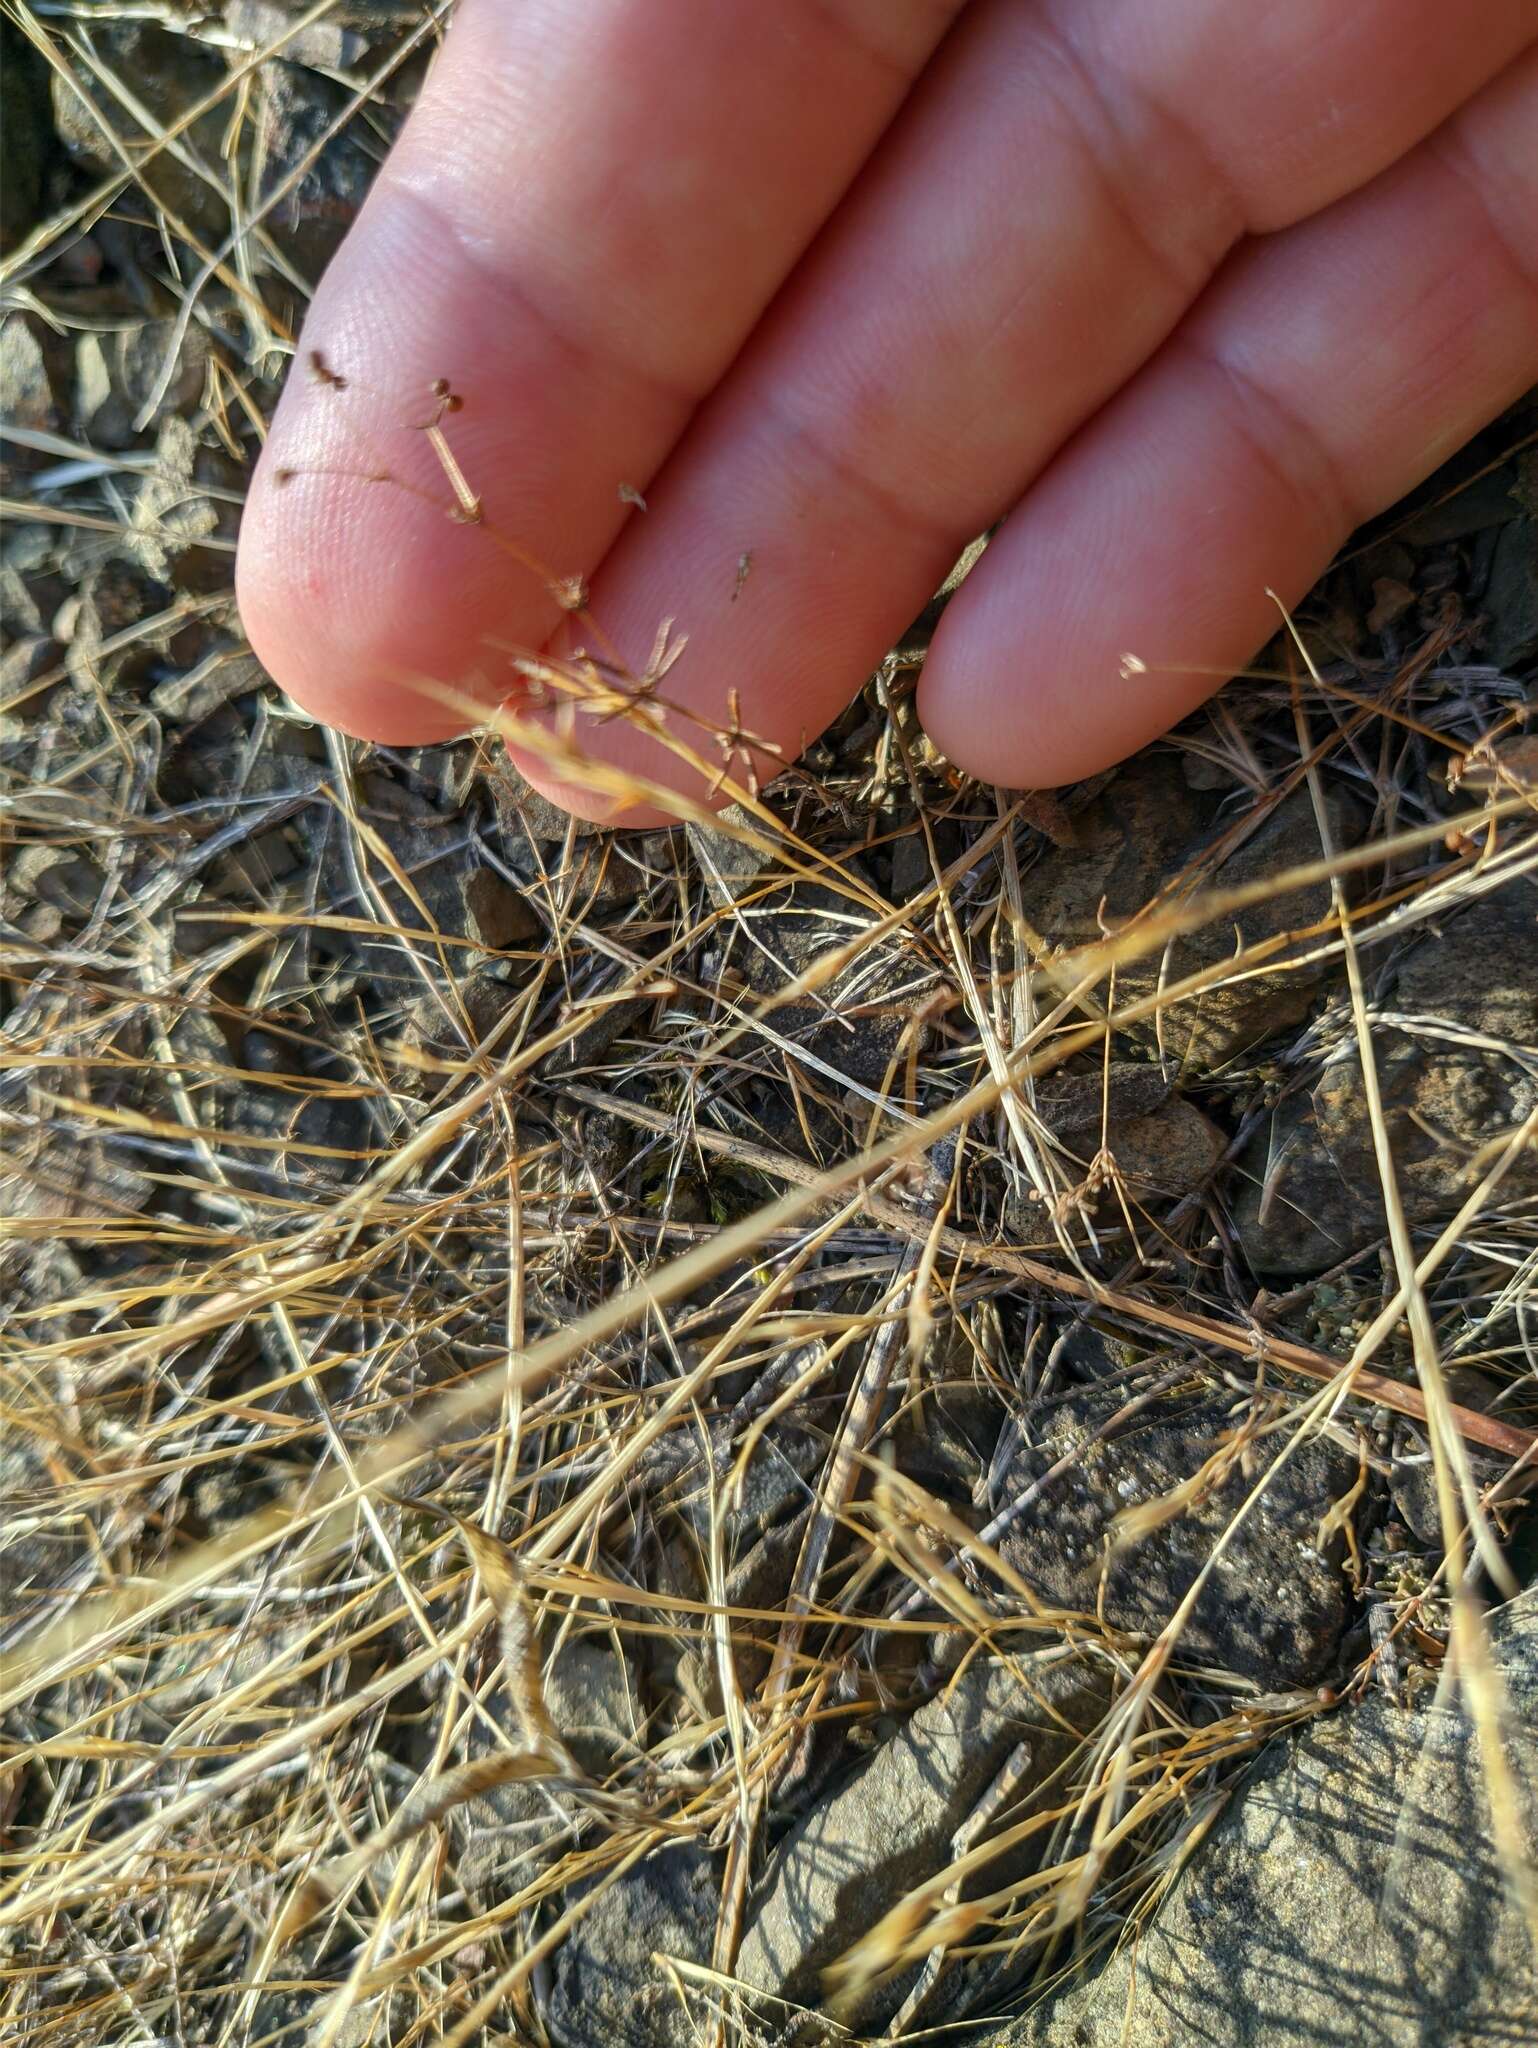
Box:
235 0 964 741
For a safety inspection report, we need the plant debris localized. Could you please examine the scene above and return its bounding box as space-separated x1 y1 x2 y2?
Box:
2 8 1536 2047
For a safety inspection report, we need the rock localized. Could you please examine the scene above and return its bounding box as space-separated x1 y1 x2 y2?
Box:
1001 1590 1538 2048
52 25 233 242
401 966 521 1055
2 1109 152 1228
1404 884 1538 1044
1 521 62 639
1386 1373 1506 1548
737 1651 1110 2034
543 992 651 1075
661 1505 809 1719
62 556 179 700
1233 887 1538 1275
4 842 101 942
150 1612 314 1715
226 0 369 74
245 1966 413 2048
126 416 235 589
495 762 608 842
0 635 57 699
1024 759 1363 1069
453 1640 721 2046
997 1385 1356 1686
1175 774 1364 1063
159 696 326 811
250 56 394 274
1398 447 1530 545
0 314 67 435
1022 1062 1227 1200
1456 732 1538 800
891 1377 1007 1508
122 407 228 585
535 828 681 908
460 864 541 947
74 323 210 450
209 826 305 906
544 1842 723 2048
526 1636 641 1782
1026 754 1204 943
149 645 265 724
1032 1061 1171 1138
457 1639 646 1897
888 814 965 902
688 816 929 1089
355 773 541 951
657 1416 823 1549
217 1029 375 1186
1112 1094 1227 1192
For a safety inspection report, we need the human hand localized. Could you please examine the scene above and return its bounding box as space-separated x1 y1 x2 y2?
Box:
235 1 1538 825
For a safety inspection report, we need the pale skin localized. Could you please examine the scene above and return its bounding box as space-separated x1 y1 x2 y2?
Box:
235 0 1538 828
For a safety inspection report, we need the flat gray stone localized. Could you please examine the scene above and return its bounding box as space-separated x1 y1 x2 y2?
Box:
545 1841 722 2048
738 1651 1111 2033
1001 1591 1538 2047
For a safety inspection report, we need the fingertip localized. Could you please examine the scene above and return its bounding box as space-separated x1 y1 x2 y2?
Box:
237 447 489 744
916 615 1189 793
500 717 687 831
230 171 623 747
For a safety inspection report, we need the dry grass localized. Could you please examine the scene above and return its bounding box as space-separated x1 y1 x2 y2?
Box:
3 5 1537 2044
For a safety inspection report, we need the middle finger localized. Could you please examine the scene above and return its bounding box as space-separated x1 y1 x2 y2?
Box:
520 0 1537 816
